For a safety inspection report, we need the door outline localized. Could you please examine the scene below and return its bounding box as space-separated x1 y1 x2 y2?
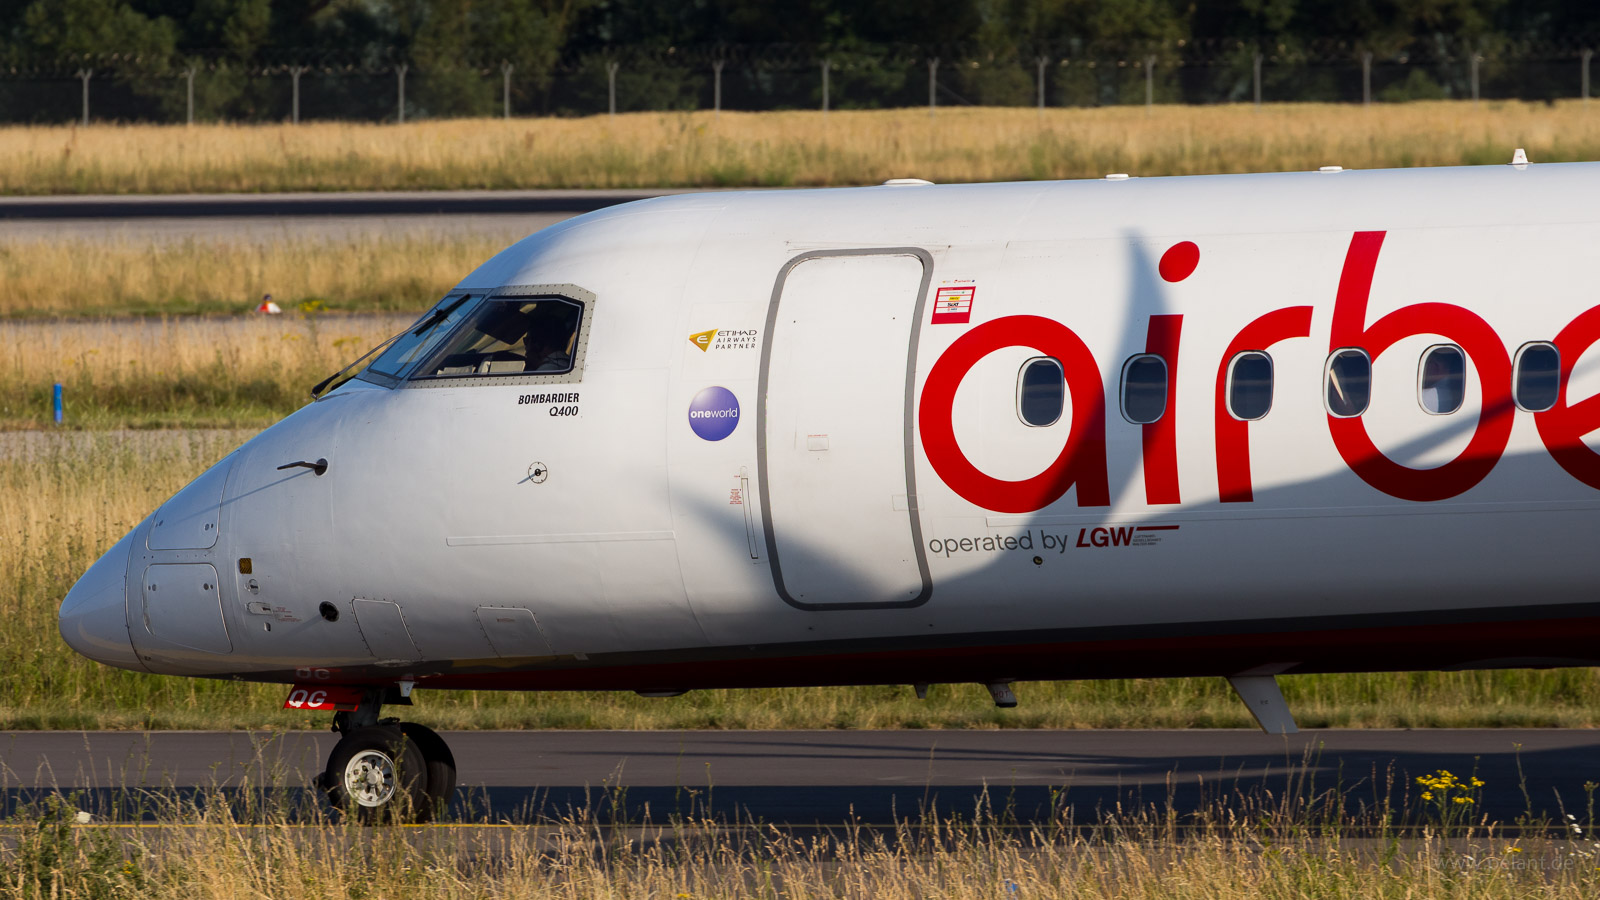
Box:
756 247 936 611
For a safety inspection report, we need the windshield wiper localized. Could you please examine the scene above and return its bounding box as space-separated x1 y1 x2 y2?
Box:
309 297 471 399
309 327 406 399
407 295 470 338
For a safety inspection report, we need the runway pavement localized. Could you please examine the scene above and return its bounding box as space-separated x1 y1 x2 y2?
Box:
0 189 714 243
4 729 1597 825
0 189 703 219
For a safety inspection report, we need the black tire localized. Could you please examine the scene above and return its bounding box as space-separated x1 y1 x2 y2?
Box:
400 722 457 822
322 725 428 824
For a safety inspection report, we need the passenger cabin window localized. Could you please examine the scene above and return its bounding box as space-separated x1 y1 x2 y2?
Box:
1120 354 1168 424
414 297 583 379
1226 351 1274 421
1017 357 1064 427
1514 342 1560 412
1419 344 1466 415
1324 349 1371 418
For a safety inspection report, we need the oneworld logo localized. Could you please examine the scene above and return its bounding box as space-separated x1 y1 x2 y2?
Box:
688 386 740 441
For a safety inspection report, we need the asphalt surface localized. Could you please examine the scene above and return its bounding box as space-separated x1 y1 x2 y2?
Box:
0 189 694 219
0 214 567 243
4 729 1597 825
0 188 705 243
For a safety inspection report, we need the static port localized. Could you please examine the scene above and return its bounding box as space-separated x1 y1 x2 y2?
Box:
318 602 339 622
1032 556 1043 566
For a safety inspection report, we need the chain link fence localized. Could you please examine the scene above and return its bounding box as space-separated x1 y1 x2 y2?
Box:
2 40 1594 124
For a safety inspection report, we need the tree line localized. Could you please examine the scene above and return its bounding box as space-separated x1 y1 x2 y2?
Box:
4 0 1599 119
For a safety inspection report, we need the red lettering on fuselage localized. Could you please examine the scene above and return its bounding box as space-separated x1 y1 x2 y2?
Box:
919 315 1109 512
1213 306 1313 502
1142 315 1183 505
1536 306 1600 489
916 231 1600 514
1327 231 1515 501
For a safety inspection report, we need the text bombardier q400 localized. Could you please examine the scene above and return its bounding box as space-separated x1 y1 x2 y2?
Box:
57 158 1600 820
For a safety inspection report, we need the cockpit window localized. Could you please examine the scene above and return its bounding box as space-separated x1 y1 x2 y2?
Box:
413 297 584 379
365 294 480 379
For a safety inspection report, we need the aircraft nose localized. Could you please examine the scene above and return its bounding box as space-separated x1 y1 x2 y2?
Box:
59 530 144 671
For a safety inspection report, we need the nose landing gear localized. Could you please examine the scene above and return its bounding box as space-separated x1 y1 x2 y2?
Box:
323 725 429 822
314 687 456 824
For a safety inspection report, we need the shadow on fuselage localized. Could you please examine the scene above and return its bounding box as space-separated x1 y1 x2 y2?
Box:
414 230 1600 694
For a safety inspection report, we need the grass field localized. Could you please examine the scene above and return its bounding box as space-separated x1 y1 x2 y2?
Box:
0 234 505 318
0 101 1595 195
0 316 408 429
7 429 1600 731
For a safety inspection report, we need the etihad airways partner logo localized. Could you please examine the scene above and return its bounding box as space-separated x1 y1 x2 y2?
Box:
689 328 759 352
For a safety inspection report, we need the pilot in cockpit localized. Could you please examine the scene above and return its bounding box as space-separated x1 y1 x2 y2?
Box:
524 323 573 372
420 298 581 377
475 305 533 367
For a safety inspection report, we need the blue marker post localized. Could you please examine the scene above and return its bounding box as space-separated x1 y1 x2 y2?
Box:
53 383 63 425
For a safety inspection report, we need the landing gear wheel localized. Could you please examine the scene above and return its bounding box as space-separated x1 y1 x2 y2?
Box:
400 722 456 822
322 725 428 824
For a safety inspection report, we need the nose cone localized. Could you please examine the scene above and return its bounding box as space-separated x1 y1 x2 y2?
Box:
59 529 145 671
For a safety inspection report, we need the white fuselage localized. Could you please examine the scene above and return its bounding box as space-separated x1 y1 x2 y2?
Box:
60 163 1600 692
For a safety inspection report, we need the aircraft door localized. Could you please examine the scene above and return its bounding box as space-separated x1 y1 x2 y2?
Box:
758 249 934 609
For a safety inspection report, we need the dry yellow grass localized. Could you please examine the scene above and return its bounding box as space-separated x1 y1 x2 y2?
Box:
0 316 408 428
0 431 252 724
0 235 505 317
8 783 1599 899
0 101 1594 194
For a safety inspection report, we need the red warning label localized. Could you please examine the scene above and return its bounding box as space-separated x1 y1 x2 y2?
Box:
931 286 976 324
